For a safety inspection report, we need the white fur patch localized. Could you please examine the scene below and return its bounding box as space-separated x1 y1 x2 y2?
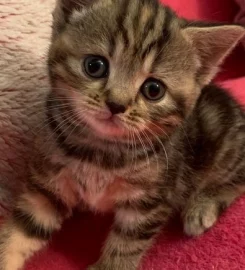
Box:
67 162 146 213
19 192 61 230
2 227 46 270
115 208 147 228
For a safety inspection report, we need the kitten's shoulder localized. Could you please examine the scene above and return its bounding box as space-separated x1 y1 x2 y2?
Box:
190 83 244 141
197 84 244 115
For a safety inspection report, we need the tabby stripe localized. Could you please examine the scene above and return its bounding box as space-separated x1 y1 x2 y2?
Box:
47 97 80 135
139 2 158 45
141 37 160 60
114 219 163 240
47 97 80 138
151 7 173 60
110 245 145 257
56 136 125 168
55 138 156 169
132 0 143 35
108 31 117 57
163 7 173 29
174 95 187 118
50 52 80 81
238 125 245 133
46 101 63 138
12 209 55 240
31 157 64 177
116 0 130 47
63 61 81 79
234 167 245 186
229 161 245 185
117 196 165 212
27 181 69 216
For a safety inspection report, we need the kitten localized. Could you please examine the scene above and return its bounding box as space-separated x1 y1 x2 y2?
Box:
0 0 245 269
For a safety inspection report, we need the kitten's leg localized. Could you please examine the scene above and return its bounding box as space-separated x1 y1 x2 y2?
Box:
88 201 173 270
0 187 68 270
183 185 244 236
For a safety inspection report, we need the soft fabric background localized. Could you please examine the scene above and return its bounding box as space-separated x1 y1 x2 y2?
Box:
0 0 245 269
0 0 54 214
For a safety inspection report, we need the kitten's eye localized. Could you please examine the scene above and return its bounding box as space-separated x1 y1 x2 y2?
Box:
84 55 109 78
141 79 166 101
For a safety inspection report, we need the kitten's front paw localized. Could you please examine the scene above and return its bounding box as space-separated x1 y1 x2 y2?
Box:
183 200 220 236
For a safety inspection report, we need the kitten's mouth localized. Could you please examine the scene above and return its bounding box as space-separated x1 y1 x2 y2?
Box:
85 114 126 138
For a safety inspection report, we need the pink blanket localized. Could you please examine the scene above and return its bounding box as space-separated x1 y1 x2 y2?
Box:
1 0 245 269
25 196 245 269
0 0 54 215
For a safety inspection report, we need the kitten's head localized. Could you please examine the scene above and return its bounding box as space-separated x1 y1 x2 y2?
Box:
48 0 245 142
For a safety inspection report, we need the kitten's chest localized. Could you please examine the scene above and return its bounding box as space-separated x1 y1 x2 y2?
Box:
72 164 143 212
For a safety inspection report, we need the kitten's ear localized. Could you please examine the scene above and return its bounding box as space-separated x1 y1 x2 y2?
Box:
182 25 245 85
52 0 96 37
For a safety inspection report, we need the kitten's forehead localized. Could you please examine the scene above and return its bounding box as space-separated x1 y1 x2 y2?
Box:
70 0 178 60
108 1 173 58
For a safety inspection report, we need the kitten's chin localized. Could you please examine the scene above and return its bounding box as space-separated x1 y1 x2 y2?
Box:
85 114 126 139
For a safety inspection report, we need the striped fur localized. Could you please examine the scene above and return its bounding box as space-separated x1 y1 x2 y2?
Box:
0 1 245 270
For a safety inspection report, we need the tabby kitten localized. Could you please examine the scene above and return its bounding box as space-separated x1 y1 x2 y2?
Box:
0 0 245 269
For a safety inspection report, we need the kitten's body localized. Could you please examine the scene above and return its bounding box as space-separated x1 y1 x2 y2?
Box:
0 0 245 269
41 84 245 219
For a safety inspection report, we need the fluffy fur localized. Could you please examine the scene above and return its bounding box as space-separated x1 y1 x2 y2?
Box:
0 0 245 270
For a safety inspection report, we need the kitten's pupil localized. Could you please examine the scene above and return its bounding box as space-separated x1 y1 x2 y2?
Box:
141 79 166 101
88 60 101 73
84 56 109 78
148 84 160 97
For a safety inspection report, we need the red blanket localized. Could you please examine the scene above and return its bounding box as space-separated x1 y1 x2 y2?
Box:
26 195 245 269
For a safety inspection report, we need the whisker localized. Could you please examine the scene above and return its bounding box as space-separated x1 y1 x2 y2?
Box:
128 126 137 171
179 122 194 153
144 125 169 175
133 127 150 169
44 109 87 156
33 109 76 135
33 108 89 135
123 124 136 170
141 129 160 173
44 110 76 145
144 119 172 143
